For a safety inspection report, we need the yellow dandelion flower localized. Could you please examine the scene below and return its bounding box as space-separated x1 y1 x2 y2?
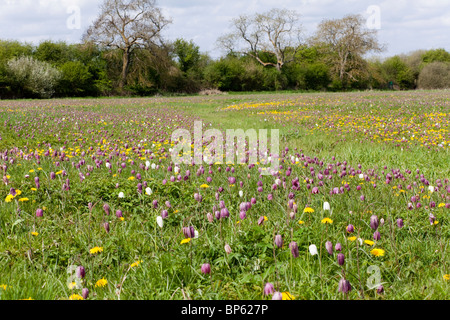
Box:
264 216 268 221
434 220 439 225
128 176 135 181
443 274 450 281
89 246 103 254
29 169 35 173
348 236 357 242
18 198 29 202
68 282 77 289
303 207 314 213
31 232 39 236
15 189 22 196
56 171 63 175
31 188 37 191
95 278 108 288
370 248 385 257
21 297 33 300
364 240 375 246
5 194 14 203
130 260 143 268
120 217 125 221
0 284 7 290
438 203 445 208
6 175 10 179
321 218 333 224
200 184 209 188
180 238 191 245
281 292 295 300
298 220 305 225
69 294 83 300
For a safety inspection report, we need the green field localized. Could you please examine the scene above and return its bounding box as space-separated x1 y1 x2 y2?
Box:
0 90 449 300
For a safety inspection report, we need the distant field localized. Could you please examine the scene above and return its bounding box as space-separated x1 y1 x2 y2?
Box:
0 90 449 300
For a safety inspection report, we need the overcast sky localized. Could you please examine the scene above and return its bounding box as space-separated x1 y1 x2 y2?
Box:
0 0 449 59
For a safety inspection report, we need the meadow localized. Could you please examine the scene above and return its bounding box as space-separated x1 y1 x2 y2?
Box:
0 90 449 300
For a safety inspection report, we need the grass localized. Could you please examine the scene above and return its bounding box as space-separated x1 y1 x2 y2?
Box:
0 90 449 300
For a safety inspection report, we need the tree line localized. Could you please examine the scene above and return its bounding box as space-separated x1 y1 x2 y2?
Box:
0 0 449 99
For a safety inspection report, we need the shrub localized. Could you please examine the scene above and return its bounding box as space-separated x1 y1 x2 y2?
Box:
418 62 450 89
7 56 61 98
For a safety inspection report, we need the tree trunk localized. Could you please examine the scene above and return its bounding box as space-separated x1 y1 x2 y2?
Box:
119 48 131 89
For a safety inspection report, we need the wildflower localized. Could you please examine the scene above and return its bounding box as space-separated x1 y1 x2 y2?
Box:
364 240 375 246
128 176 135 181
370 248 385 257
182 226 195 238
103 204 110 215
323 241 332 255
68 282 77 290
303 207 314 213
130 260 142 268
438 203 445 208
103 222 110 233
370 215 379 230
69 294 83 300
397 218 404 228
323 202 330 211
281 292 295 300
180 238 191 245
321 217 333 224
224 244 232 254
309 244 318 256
338 279 351 294
31 232 38 236
200 184 209 189
18 198 29 202
288 242 299 258
335 243 342 251
76 266 86 279
239 190 244 197
272 292 283 300
89 247 103 254
95 278 108 288
298 220 305 225
118 192 124 198
443 274 450 281
373 231 381 241
377 285 384 294
337 253 345 266
82 288 89 299
274 235 283 248
116 210 123 218
201 263 211 274
348 236 357 242
264 283 274 295
156 216 163 228
346 224 355 233
5 194 14 203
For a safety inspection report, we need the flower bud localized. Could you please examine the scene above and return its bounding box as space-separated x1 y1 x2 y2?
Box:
373 231 381 241
370 215 379 230
397 218 404 228
103 203 110 215
201 263 211 274
36 208 44 217
335 243 342 251
337 253 345 266
274 235 283 248
272 292 283 300
82 288 89 299
104 222 110 233
224 244 232 254
325 241 333 255
76 266 86 279
290 241 299 258
264 282 274 296
338 278 351 294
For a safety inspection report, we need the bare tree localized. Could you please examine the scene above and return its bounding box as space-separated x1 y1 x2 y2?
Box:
218 8 303 72
83 0 171 89
312 14 384 85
